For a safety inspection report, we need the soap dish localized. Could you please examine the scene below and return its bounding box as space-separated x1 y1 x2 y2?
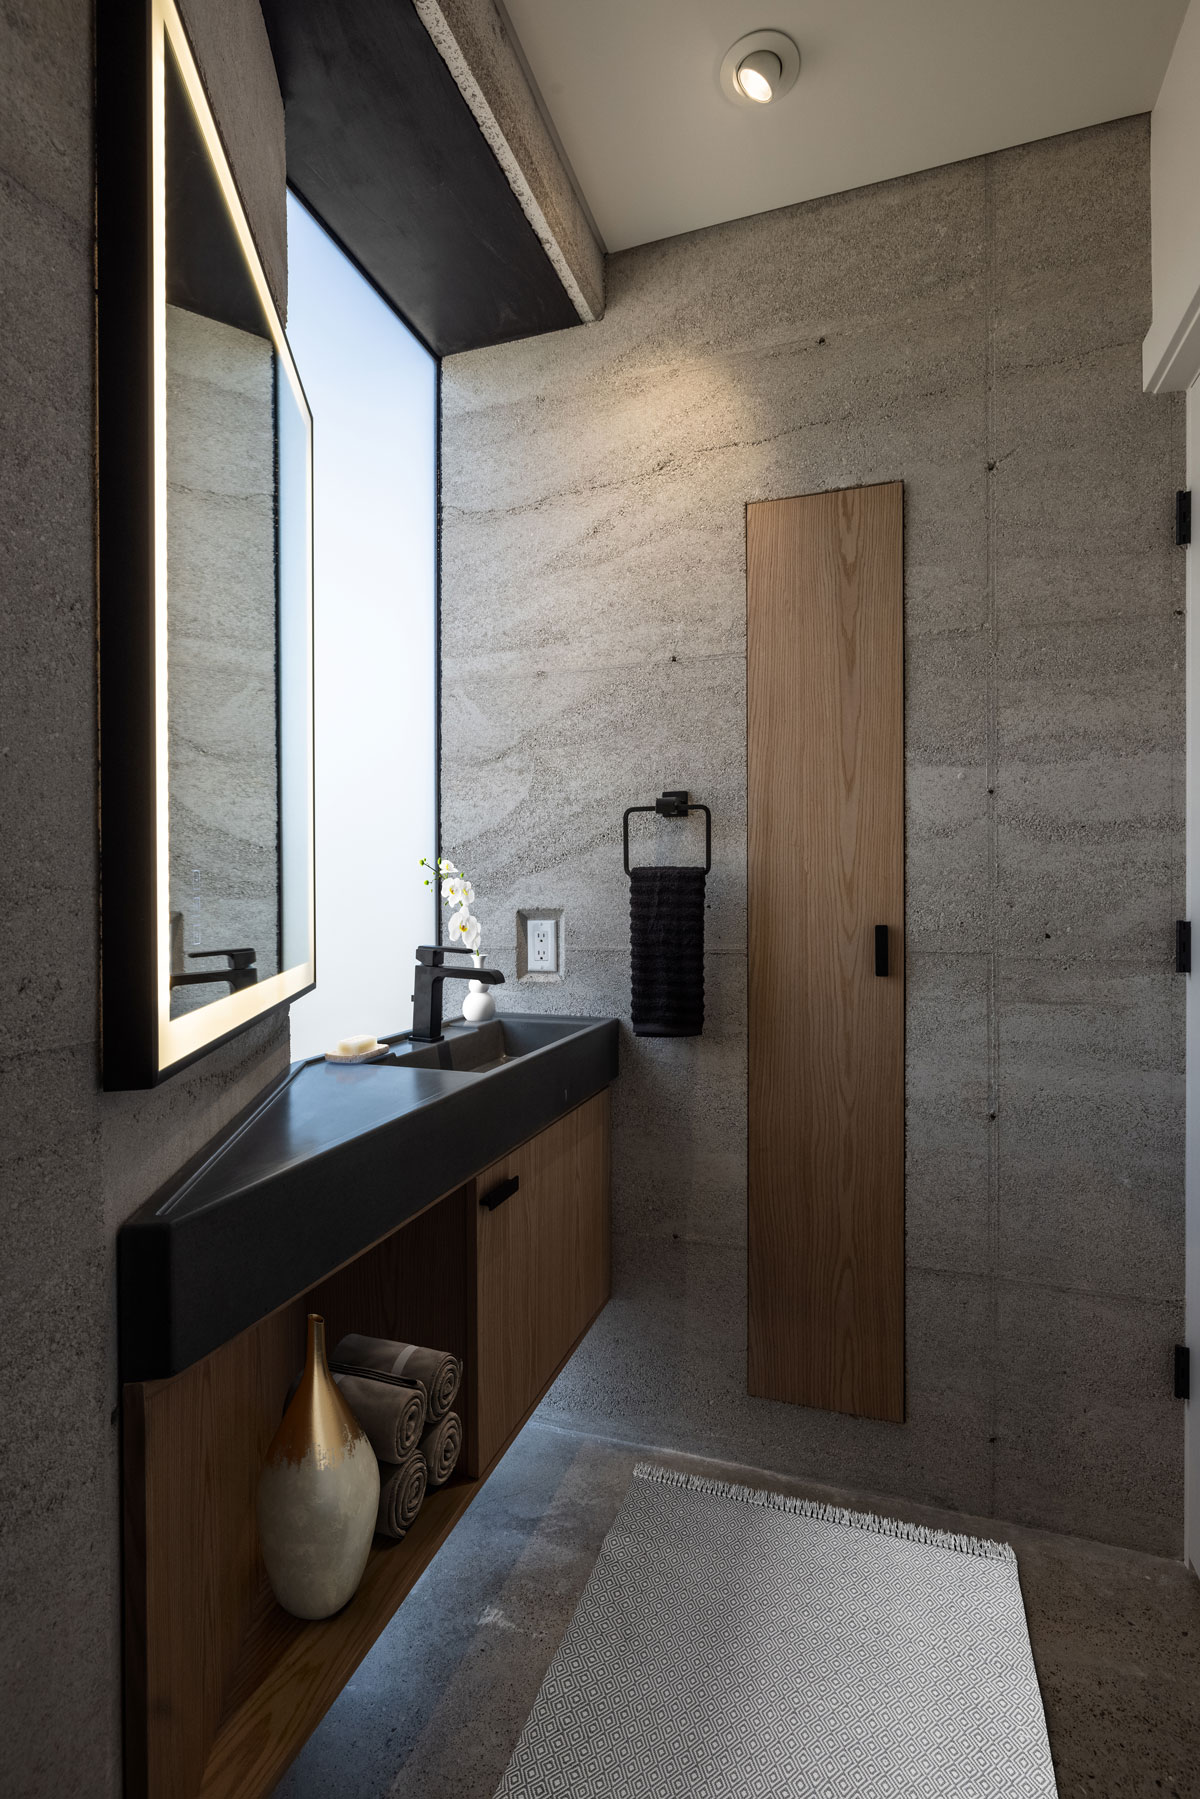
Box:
323 1043 390 1065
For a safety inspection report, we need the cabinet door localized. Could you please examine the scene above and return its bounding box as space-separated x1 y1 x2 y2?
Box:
472 1090 610 1473
747 483 905 1422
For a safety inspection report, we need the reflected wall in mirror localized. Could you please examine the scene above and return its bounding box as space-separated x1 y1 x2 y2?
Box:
98 0 314 1086
165 39 280 1018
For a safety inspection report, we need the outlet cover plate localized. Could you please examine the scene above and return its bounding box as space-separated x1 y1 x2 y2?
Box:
516 907 563 981
528 915 557 971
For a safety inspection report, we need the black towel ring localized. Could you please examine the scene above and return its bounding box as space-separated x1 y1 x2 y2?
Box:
623 790 712 876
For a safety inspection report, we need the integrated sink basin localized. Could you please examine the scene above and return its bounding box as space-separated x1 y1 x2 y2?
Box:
119 1011 619 1381
381 1016 578 1073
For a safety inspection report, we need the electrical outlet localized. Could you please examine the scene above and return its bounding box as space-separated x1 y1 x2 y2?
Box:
527 915 558 972
517 907 564 980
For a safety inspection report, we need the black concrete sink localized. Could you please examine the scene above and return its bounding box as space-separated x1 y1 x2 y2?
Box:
381 1016 585 1073
119 1012 619 1382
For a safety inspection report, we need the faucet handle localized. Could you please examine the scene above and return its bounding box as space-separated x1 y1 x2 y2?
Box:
188 947 256 970
415 944 476 967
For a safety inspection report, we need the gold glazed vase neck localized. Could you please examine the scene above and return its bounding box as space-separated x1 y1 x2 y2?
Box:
269 1312 363 1470
306 1312 328 1379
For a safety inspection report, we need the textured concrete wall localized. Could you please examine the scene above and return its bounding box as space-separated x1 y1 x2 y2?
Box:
441 116 1187 1557
0 4 290 1792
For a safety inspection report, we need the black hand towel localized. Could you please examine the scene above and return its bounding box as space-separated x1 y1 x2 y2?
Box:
630 865 705 1037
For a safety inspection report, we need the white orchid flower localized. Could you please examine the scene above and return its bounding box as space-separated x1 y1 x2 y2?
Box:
421 855 483 955
447 907 482 953
419 854 460 887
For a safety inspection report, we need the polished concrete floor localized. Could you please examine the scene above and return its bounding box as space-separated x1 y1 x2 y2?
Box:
274 1419 1200 1799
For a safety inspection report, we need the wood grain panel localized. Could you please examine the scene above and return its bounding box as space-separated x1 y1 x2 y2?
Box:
134 1306 305 1799
471 1149 541 1475
472 1091 611 1473
311 1187 470 1414
746 482 905 1421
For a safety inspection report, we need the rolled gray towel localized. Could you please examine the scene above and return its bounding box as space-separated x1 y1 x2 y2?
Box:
376 1450 427 1540
334 1371 425 1463
333 1332 462 1421
420 1410 462 1489
283 1367 426 1463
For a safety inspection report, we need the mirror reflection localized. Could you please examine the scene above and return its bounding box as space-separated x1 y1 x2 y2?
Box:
163 38 308 1018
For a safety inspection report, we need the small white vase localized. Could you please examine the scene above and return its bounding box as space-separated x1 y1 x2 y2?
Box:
461 954 496 1022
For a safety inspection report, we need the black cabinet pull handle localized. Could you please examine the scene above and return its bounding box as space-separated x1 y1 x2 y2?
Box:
480 1174 519 1211
874 925 889 977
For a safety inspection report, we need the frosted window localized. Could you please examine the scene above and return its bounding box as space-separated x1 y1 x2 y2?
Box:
286 195 437 1060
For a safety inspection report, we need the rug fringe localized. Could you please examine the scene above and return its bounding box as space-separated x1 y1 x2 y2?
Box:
633 1463 1017 1564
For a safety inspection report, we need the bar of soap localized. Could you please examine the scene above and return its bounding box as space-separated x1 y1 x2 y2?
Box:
337 1035 379 1058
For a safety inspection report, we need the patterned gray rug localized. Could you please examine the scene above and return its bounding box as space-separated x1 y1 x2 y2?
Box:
495 1463 1057 1797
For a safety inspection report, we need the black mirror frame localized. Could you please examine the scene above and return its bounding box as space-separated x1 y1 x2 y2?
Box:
97 0 315 1089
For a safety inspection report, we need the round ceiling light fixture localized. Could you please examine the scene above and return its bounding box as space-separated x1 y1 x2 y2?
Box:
720 30 800 107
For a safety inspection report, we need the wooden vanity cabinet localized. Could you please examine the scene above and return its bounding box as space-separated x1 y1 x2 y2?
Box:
123 1087 611 1799
470 1089 611 1473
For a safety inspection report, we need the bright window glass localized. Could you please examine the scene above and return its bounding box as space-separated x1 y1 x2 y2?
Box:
286 195 437 1058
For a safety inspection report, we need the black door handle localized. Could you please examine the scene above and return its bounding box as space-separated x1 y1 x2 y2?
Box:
480 1174 520 1211
874 925 889 977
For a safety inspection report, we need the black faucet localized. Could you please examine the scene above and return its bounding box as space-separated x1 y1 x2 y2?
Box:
410 945 504 1043
169 947 258 994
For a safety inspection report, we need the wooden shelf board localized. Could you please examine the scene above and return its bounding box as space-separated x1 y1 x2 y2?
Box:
198 1476 483 1799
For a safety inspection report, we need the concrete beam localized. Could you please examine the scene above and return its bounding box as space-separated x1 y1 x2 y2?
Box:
413 0 605 324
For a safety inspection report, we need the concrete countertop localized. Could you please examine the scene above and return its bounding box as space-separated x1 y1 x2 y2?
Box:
118 1014 619 1381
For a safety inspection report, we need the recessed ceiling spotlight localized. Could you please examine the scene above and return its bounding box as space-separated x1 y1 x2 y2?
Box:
720 30 800 107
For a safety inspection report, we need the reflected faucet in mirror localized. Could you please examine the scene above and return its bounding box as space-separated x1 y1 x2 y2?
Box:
170 947 259 994
410 946 504 1044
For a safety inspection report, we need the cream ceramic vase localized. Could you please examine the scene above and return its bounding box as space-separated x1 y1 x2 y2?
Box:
257 1314 380 1620
461 951 496 1022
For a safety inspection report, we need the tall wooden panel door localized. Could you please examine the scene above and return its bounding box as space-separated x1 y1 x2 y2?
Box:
746 482 904 1421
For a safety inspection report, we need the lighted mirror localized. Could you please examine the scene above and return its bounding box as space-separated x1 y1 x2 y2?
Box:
98 0 314 1087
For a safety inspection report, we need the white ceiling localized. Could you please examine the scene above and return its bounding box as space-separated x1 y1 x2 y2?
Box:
503 0 1189 252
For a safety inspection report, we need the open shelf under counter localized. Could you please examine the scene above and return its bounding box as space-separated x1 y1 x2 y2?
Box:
201 1476 484 1799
